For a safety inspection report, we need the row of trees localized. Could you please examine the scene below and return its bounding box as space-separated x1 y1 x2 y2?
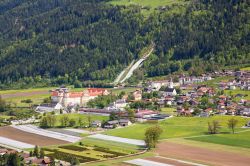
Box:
40 114 92 128
208 118 239 134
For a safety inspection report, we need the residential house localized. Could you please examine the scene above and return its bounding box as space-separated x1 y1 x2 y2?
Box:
107 99 128 111
35 103 63 113
135 109 158 119
91 120 102 127
119 119 132 127
133 90 142 101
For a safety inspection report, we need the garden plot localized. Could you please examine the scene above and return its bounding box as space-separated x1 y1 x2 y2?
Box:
44 144 130 164
88 134 145 146
12 125 81 143
0 136 34 149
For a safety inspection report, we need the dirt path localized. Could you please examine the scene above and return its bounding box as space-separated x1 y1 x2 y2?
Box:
155 142 250 166
1 90 49 99
0 126 69 146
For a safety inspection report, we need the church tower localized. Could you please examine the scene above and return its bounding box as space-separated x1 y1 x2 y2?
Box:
169 78 174 89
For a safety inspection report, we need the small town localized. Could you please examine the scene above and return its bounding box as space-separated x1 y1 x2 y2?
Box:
0 0 249 166
0 69 250 165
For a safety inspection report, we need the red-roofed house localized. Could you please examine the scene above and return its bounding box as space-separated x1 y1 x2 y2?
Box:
135 109 157 119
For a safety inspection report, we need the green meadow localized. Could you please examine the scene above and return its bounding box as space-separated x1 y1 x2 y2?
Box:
109 0 187 8
188 130 250 148
105 116 249 140
108 0 188 15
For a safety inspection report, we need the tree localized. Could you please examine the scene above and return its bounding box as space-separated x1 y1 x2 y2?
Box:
109 112 117 121
87 115 92 127
60 115 70 127
69 119 76 127
144 125 163 149
228 118 238 134
208 120 221 134
127 109 135 123
78 117 84 128
33 145 39 158
29 151 33 157
0 96 8 112
6 153 21 166
47 115 56 128
39 149 45 158
40 117 49 128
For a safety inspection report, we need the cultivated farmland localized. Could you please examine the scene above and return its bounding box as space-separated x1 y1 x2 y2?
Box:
0 126 69 147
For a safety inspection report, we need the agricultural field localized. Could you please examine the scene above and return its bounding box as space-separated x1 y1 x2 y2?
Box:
154 139 250 166
0 87 53 107
43 138 140 164
0 126 69 147
105 116 249 140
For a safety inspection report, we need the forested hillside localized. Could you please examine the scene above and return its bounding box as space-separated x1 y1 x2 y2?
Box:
0 0 249 88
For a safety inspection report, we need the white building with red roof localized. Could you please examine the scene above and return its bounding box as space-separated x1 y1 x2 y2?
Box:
51 87 109 106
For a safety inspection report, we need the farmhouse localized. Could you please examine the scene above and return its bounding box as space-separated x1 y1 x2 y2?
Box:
51 87 109 106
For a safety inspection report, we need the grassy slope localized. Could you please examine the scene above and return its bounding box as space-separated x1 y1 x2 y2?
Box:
188 130 250 148
105 116 249 140
108 0 188 15
109 0 187 7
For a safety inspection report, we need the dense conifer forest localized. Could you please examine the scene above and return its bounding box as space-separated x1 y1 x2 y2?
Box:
0 0 249 88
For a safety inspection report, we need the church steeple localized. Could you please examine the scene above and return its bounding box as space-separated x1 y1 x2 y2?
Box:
169 78 174 89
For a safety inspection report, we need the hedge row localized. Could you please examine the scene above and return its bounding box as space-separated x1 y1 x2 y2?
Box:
58 145 87 151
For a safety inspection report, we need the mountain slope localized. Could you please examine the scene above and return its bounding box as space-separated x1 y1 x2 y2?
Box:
0 0 249 88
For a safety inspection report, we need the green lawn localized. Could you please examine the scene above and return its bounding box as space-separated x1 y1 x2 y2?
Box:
241 67 250 71
225 89 250 100
160 107 176 115
188 130 250 148
105 116 249 140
